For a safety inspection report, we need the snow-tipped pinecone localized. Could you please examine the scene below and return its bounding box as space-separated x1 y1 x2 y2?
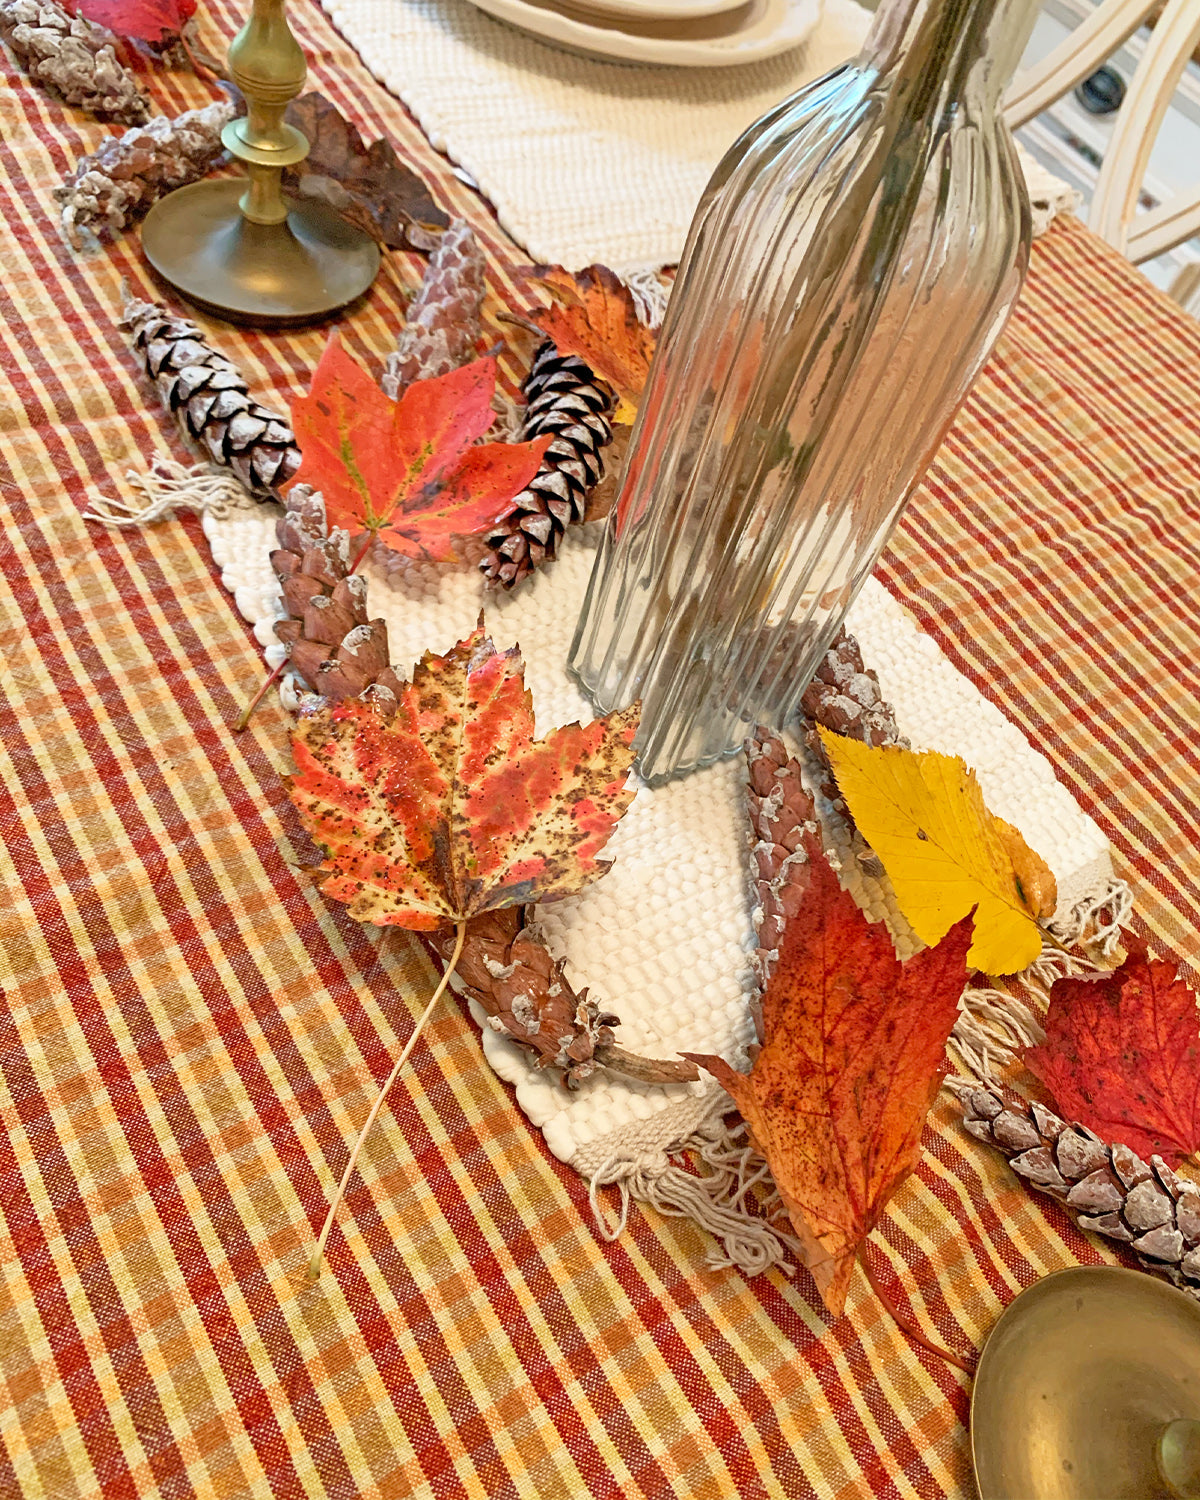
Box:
435 906 698 1088
271 486 403 703
0 0 149 122
480 341 613 590
381 219 485 398
800 628 908 808
58 100 234 249
123 292 300 498
962 1087 1200 1299
745 730 818 1012
442 906 619 1088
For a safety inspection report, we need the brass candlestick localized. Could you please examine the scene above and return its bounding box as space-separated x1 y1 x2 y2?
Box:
141 0 379 326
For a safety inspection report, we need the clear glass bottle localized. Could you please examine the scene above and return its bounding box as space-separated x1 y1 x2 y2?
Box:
569 0 1040 783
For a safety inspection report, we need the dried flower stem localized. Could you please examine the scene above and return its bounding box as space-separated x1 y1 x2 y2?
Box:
309 919 468 1276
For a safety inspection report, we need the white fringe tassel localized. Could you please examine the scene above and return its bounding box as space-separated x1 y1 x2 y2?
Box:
577 879 1134 1271
621 268 671 331
948 876 1133 1086
577 1089 803 1279
85 458 253 528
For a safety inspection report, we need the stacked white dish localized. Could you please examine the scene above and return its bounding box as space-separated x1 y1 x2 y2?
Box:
464 0 823 66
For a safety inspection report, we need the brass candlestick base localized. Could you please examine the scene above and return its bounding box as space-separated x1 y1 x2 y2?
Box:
142 181 380 328
141 0 379 327
971 1266 1200 1500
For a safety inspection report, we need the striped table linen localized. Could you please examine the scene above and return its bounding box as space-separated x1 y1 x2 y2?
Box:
1 2 1199 1496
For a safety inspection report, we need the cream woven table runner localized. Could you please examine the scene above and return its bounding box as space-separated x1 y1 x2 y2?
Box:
317 0 1078 272
202 499 1114 1269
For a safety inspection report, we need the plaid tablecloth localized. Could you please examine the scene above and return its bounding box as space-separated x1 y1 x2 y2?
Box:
2 4 1200 1497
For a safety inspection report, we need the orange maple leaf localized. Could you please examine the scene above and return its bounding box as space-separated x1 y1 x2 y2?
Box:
524 264 655 422
686 838 973 1316
286 623 640 931
289 334 550 563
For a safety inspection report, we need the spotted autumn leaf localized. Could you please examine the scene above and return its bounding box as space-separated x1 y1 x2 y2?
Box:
685 838 973 1317
524 264 656 423
289 335 550 564
1028 940 1200 1167
286 622 640 931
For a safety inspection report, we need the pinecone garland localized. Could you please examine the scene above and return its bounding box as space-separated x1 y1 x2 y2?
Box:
271 486 402 703
58 100 234 248
745 729 818 1010
480 340 614 589
962 1086 1200 1298
123 292 301 498
0 0 150 122
800 627 908 809
381 219 485 398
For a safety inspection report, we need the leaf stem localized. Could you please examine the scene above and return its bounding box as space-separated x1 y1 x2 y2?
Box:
495 310 550 340
348 532 375 576
309 919 468 1278
1036 923 1074 956
235 657 286 731
857 1242 974 1375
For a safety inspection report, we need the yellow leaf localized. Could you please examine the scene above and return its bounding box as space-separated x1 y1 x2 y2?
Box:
818 731 1055 976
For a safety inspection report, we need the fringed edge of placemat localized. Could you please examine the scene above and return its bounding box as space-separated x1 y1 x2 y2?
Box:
574 876 1132 1281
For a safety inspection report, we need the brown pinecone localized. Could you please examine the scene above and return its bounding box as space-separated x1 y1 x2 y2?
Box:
123 292 301 499
381 219 485 398
962 1086 1200 1298
480 340 614 590
439 907 698 1088
0 0 149 122
271 486 403 703
801 627 908 809
745 729 818 1016
58 100 234 249
441 907 618 1087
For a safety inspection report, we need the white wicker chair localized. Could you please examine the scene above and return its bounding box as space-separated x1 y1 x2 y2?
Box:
1004 0 1200 263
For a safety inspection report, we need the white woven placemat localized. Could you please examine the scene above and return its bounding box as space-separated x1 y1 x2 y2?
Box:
317 0 1079 272
205 509 1112 1173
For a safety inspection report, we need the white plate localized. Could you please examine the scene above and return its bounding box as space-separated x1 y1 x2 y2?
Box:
552 0 750 23
465 0 823 67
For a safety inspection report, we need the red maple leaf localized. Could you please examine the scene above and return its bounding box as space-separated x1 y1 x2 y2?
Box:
289 335 550 563
685 838 972 1316
286 623 639 931
73 0 196 41
1027 941 1200 1166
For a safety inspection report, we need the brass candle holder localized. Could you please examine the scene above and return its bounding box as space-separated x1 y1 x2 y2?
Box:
141 0 380 326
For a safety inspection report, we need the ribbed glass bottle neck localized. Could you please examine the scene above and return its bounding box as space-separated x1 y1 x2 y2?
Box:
860 0 1041 111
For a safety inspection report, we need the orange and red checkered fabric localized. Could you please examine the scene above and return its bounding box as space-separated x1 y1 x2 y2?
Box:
2 4 1200 1496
